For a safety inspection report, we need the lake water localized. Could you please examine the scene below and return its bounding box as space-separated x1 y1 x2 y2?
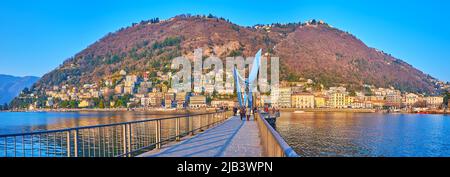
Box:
2 111 450 157
0 112 175 135
276 112 450 157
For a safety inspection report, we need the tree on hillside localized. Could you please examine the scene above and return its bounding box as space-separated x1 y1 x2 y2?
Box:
444 91 450 106
69 100 78 109
99 100 105 109
60 101 69 108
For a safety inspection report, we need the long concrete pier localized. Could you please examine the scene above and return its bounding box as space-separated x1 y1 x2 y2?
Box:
140 116 263 157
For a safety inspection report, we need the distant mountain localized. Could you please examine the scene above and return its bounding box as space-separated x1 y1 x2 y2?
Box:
34 14 439 93
0 74 39 105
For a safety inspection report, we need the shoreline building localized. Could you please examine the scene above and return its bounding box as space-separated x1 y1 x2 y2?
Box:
189 95 207 108
404 93 419 107
386 92 403 109
278 87 292 108
292 93 315 109
327 87 347 108
425 96 444 109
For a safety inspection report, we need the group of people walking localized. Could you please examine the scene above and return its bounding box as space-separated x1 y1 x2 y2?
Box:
232 106 258 121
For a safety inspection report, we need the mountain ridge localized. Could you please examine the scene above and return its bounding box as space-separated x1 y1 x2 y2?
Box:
0 74 39 105
33 14 440 94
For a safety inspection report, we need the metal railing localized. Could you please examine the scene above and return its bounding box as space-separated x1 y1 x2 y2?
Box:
256 111 299 157
0 111 231 157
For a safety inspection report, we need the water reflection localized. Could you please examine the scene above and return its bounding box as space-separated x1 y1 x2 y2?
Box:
276 112 450 157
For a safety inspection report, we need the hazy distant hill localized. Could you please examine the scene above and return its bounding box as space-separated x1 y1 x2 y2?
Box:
34 14 439 93
0 74 39 105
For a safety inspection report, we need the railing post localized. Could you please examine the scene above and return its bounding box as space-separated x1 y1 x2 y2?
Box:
122 124 127 156
127 124 132 157
200 115 204 132
189 115 194 136
66 131 71 157
155 120 161 149
175 118 180 141
74 129 78 157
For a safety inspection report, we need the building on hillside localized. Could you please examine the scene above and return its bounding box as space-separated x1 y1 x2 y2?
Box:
46 97 54 107
114 84 124 94
125 75 138 85
124 86 135 94
291 93 315 109
138 81 152 94
119 70 127 76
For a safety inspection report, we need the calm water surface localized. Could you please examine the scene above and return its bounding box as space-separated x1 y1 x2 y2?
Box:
0 112 176 135
276 112 450 157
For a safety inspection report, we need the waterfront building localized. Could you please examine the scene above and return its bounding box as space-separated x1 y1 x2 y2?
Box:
204 84 215 94
345 96 355 106
164 93 175 108
351 101 365 109
424 96 444 108
291 93 315 109
78 100 91 108
386 93 402 108
328 92 347 108
141 97 151 107
371 100 386 108
148 92 163 107
278 87 292 108
314 96 326 108
404 93 419 107
175 92 187 108
211 100 235 108
189 95 207 108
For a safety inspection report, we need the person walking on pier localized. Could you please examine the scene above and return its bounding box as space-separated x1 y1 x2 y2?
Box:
233 106 238 116
239 106 246 121
253 107 258 120
246 107 251 121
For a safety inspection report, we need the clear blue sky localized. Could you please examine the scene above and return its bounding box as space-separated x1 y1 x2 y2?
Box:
1 0 449 81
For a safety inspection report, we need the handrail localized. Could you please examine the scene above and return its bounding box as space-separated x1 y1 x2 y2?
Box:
256 111 299 157
0 110 232 157
0 111 223 137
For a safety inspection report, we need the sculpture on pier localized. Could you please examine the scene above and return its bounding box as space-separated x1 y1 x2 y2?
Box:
233 49 262 108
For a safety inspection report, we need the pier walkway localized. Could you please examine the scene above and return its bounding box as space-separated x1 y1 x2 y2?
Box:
140 116 262 157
